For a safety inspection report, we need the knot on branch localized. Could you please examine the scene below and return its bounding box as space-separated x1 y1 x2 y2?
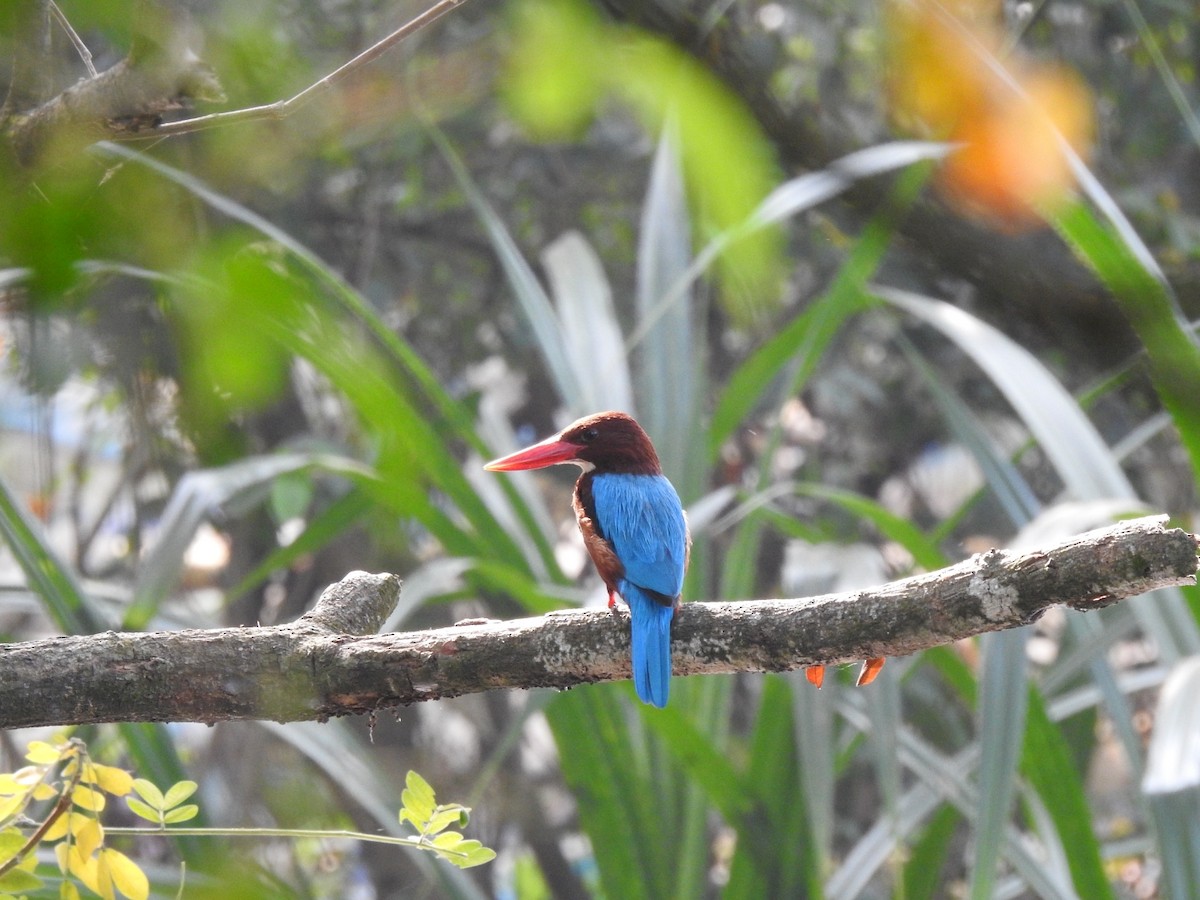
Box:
298 571 402 635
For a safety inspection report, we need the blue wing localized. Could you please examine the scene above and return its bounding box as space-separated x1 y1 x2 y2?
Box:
590 473 687 599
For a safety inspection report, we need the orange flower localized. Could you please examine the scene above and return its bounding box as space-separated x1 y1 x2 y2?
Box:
887 0 1093 231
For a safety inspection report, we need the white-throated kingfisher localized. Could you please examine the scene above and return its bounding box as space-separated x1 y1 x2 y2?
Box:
484 411 689 708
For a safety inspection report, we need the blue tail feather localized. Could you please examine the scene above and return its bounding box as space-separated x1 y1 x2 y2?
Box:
624 583 674 708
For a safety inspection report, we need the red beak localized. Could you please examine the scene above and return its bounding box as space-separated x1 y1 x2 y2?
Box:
483 437 583 472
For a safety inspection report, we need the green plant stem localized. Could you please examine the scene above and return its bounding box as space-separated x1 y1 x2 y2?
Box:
99 826 478 860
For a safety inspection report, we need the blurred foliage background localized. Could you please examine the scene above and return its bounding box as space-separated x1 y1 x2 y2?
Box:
3 0 1200 897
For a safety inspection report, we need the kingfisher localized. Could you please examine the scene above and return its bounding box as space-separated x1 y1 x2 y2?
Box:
484 411 689 708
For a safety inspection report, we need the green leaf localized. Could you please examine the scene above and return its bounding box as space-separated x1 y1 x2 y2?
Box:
0 867 43 892
161 781 198 809
425 806 469 836
162 804 199 825
118 726 214 867
124 798 161 824
431 832 464 850
402 771 437 824
459 846 498 869
129 779 165 811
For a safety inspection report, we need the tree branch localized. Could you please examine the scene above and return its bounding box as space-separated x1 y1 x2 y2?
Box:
2 0 467 165
137 0 469 139
0 516 1194 729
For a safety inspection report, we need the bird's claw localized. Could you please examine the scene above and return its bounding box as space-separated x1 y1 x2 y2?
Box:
805 658 885 689
857 657 886 686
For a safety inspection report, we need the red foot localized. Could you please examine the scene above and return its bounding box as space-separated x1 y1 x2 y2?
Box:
805 665 825 689
857 657 886 687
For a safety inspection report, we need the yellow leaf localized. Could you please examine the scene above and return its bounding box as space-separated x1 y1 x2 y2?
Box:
58 840 98 891
92 849 115 900
86 764 134 797
60 879 82 900
76 817 104 860
25 741 63 765
71 785 106 812
43 810 75 842
32 782 60 801
0 773 22 795
102 848 149 900
0 793 25 823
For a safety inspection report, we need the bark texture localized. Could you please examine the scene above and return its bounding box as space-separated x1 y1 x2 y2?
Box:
0 516 1194 729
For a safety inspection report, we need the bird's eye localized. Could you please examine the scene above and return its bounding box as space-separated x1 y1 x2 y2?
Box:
580 428 599 443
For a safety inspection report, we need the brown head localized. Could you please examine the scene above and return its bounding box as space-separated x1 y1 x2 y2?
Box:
483 411 662 476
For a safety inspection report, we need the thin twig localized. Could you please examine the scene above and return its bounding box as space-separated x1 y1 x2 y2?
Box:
136 0 468 139
50 1 97 78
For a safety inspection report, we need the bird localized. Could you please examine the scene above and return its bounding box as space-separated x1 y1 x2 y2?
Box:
484 411 689 708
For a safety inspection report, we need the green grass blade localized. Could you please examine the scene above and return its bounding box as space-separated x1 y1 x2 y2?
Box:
636 126 700 487
708 161 931 460
637 698 753 827
427 126 586 410
1051 199 1200 488
224 487 372 609
1143 658 1200 899
789 670 836 873
546 690 669 900
543 231 634 414
969 628 1030 900
724 676 819 900
1116 0 1200 148
96 141 556 579
1022 688 1115 900
792 484 949 571
126 452 376 629
0 472 105 633
878 285 1200 659
901 802 960 900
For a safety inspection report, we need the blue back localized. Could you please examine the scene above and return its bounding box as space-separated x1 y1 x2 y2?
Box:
590 473 687 598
